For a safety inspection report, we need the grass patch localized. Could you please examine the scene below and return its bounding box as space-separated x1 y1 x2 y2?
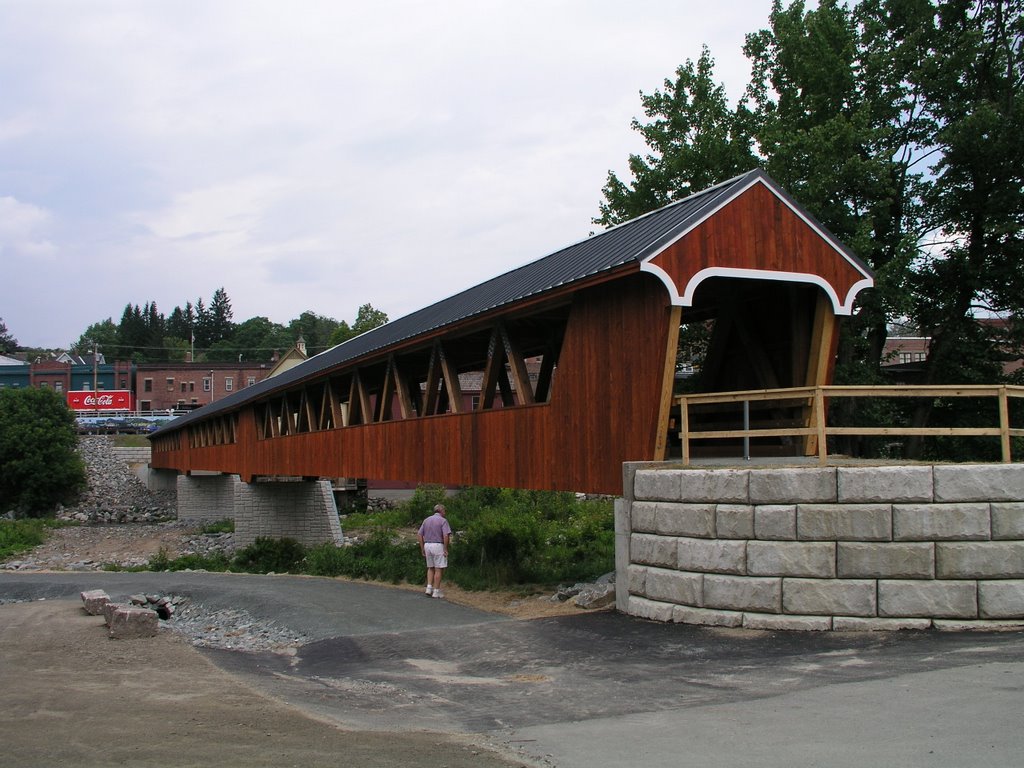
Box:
0 518 74 560
111 434 151 448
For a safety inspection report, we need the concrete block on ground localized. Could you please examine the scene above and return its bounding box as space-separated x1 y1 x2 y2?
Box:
832 616 932 631
627 596 674 623
992 503 1024 539
676 536 747 575
936 541 1024 579
934 464 1024 502
704 574 782 613
797 504 892 541
715 505 754 539
634 470 681 501
893 503 991 541
631 533 678 568
783 578 876 617
878 579 978 619
837 542 935 579
655 503 716 538
754 505 796 540
978 580 1024 619
749 468 837 504
80 589 110 616
644 567 702 606
672 604 744 628
108 606 159 639
743 613 832 631
676 469 749 504
747 540 836 578
837 466 934 503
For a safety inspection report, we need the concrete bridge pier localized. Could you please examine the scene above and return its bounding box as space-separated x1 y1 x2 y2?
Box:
234 477 344 549
176 474 344 548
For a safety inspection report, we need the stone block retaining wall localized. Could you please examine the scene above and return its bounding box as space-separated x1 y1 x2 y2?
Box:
616 463 1024 630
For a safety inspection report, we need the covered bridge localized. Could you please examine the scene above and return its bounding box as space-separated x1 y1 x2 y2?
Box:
150 169 873 498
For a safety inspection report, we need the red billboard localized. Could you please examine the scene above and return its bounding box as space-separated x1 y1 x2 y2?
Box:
66 390 135 412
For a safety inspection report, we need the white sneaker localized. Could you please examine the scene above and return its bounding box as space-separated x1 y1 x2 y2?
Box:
432 590 444 599
425 585 433 596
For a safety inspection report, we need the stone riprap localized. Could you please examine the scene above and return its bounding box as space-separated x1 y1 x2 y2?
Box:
51 437 176 524
618 463 1024 630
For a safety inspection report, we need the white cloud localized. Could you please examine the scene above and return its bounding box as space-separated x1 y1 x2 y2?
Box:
0 196 56 259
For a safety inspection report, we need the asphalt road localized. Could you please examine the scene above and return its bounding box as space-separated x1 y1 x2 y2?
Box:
3 571 1023 768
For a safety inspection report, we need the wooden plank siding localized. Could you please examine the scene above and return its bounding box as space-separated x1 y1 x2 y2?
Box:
152 274 674 495
647 183 869 312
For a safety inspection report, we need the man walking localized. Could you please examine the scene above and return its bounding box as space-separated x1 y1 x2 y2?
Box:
417 503 452 599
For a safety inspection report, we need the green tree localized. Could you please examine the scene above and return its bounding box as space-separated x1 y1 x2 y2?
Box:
328 303 390 347
0 317 17 354
0 388 86 517
165 303 195 345
287 311 340 355
204 316 292 362
116 303 147 361
71 319 118 359
909 0 1024 385
207 288 235 345
744 0 935 378
594 46 758 228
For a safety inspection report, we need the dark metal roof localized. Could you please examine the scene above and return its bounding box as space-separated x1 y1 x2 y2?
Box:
152 169 867 435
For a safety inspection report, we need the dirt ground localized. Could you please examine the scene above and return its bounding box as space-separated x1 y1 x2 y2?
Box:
26 524 587 620
0 600 532 768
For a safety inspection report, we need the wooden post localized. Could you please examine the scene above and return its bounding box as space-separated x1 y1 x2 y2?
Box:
654 306 683 461
815 386 828 464
804 291 837 456
999 386 1011 463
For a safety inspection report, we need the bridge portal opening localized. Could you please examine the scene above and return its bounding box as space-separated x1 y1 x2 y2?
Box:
668 277 834 459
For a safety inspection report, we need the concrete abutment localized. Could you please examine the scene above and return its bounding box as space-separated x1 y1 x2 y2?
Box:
617 462 1024 630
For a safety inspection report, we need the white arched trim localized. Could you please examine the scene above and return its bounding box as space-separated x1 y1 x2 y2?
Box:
639 263 874 316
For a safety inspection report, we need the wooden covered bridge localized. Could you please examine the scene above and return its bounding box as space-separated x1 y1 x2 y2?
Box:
150 169 873 510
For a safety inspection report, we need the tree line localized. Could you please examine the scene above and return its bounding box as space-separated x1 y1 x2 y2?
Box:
68 289 389 364
597 0 1022 388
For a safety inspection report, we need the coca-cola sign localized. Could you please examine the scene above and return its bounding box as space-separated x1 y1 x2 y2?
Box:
67 390 134 411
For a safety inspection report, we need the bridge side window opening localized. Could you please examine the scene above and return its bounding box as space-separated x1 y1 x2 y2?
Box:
249 304 568 440
166 377 174 391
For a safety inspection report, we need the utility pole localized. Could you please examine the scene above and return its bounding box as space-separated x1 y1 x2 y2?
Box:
92 340 99 416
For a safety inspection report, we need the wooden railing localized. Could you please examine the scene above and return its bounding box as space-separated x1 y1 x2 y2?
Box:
675 385 1024 465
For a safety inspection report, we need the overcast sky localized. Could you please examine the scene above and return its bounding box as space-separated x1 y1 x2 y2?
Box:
1 1 775 350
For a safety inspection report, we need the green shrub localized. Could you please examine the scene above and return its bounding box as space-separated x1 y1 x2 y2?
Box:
144 546 231 572
0 389 87 517
232 537 306 574
305 530 423 584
